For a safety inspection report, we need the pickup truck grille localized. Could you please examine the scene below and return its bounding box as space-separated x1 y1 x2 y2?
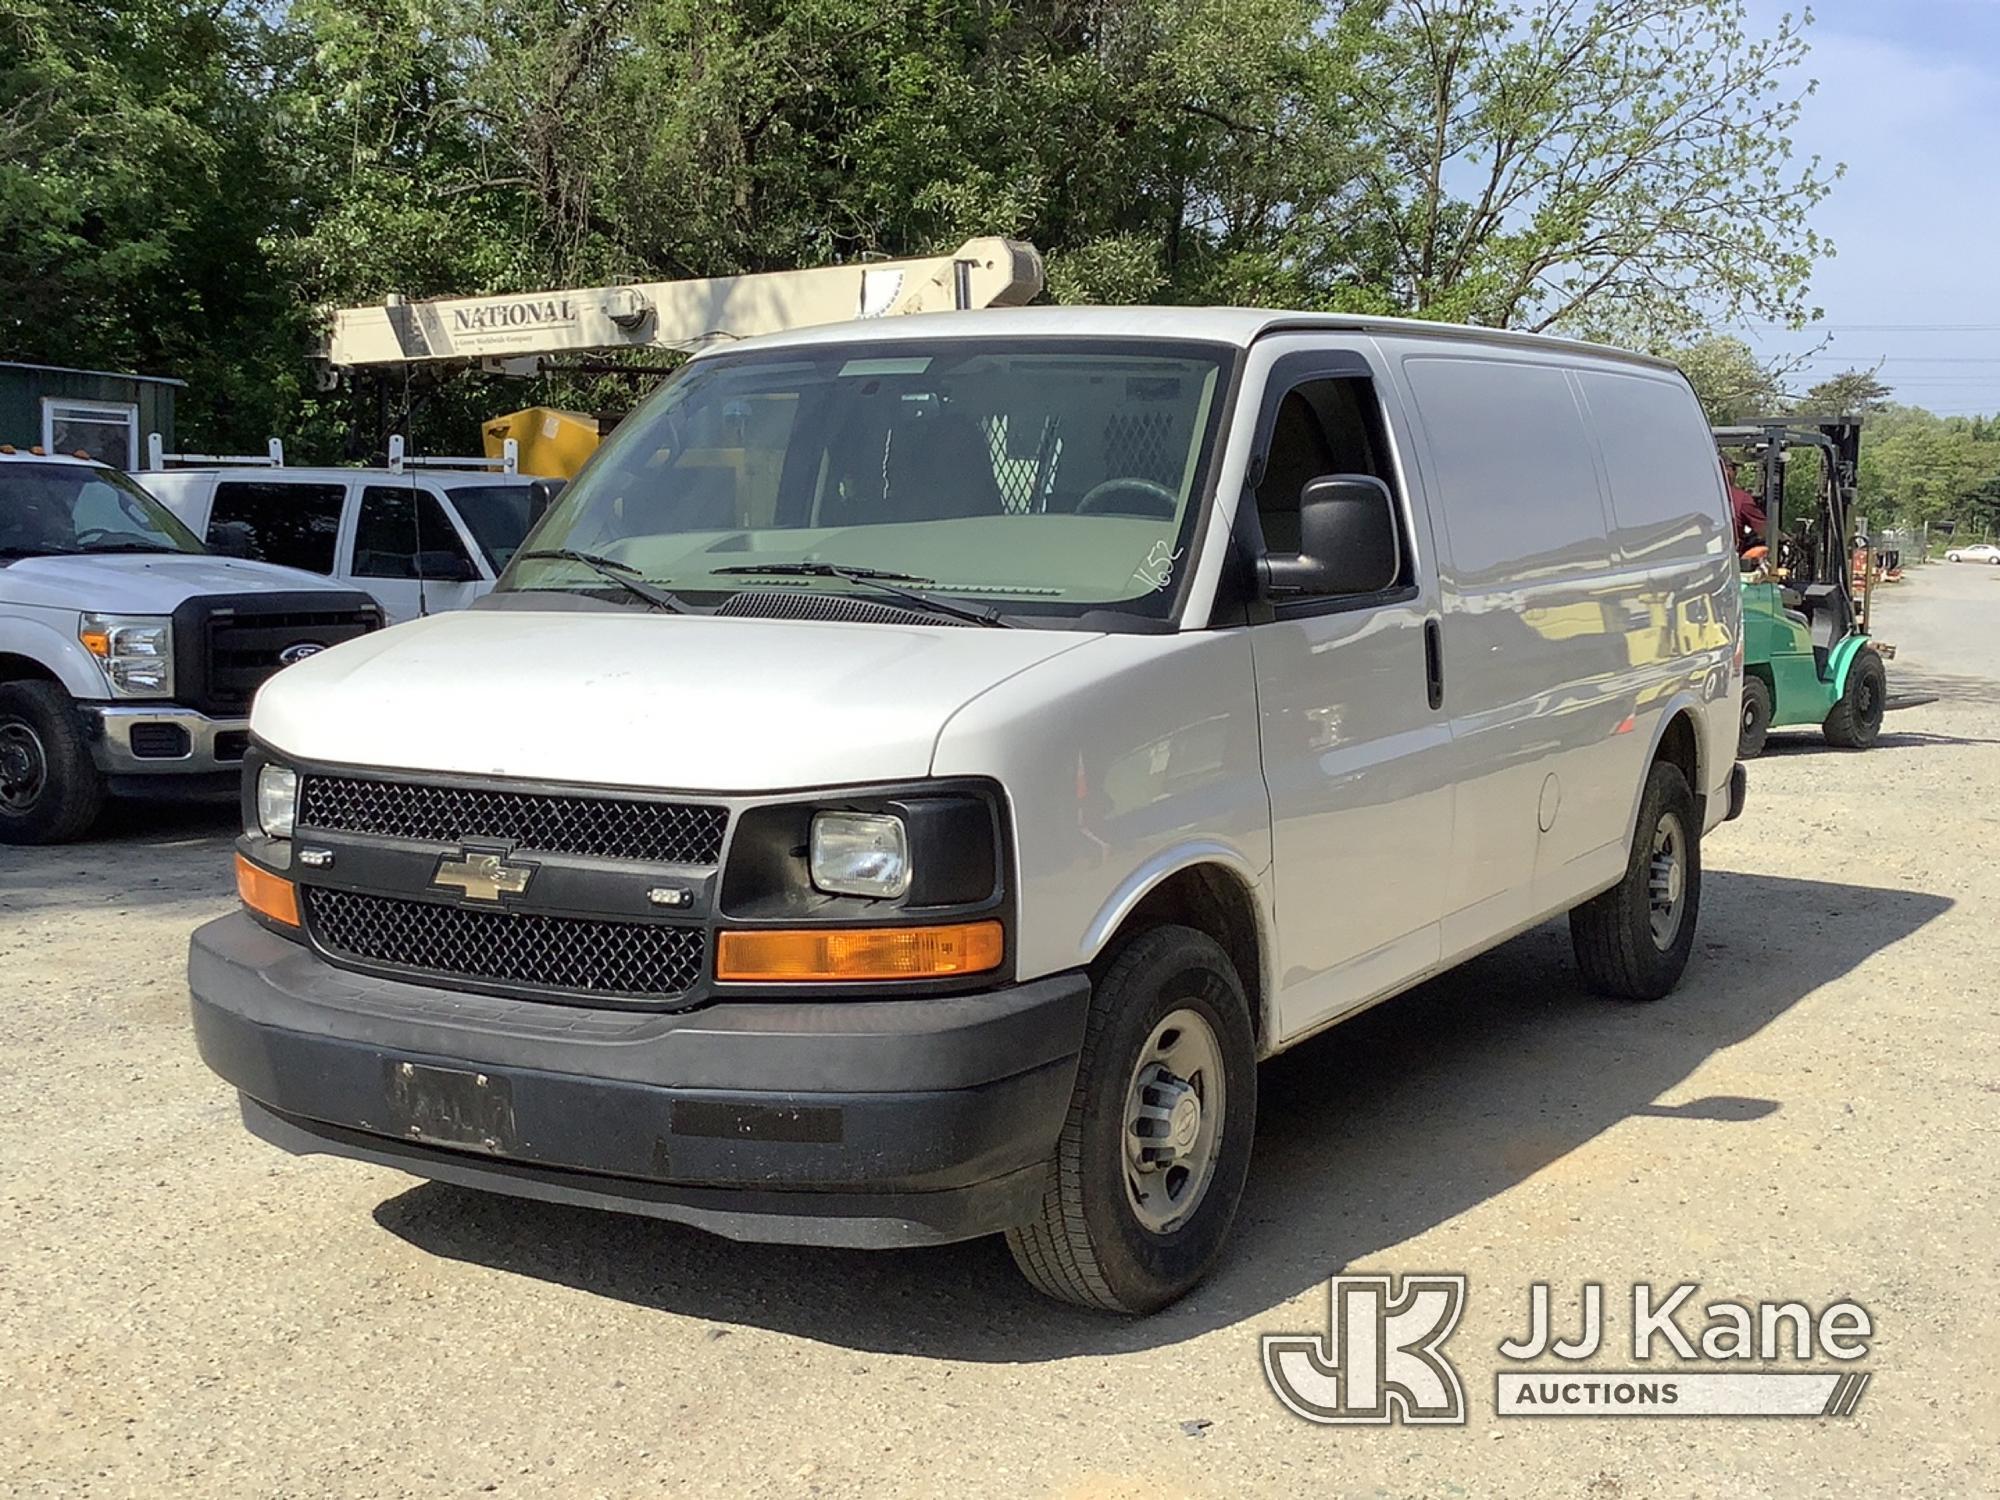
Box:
303 887 706 1000
296 775 728 865
171 592 382 717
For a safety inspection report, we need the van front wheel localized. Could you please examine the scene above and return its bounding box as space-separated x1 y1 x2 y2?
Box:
1569 760 1701 1001
1005 925 1257 1314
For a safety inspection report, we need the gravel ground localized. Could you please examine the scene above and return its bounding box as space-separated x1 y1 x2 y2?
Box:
2 564 1995 1499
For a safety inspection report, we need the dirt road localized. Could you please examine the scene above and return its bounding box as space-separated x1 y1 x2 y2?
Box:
3 566 1995 1499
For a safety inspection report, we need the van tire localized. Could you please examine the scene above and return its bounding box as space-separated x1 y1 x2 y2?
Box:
0 682 105 845
1821 648 1886 749
1005 925 1256 1314
1738 678 1771 759
1569 760 1700 1002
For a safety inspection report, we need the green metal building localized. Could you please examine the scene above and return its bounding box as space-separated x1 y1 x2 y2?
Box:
0 361 183 468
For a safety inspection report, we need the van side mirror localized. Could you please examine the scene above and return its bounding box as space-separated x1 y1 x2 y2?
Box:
1260 474 1400 597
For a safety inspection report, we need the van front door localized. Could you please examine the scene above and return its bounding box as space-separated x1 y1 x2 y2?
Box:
351 485 484 623
1245 347 1454 1042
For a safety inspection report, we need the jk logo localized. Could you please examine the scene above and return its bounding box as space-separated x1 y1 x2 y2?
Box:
1262 1273 1468 1425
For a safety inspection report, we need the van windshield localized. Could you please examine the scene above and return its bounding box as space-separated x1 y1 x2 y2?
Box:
505 339 1234 623
0 461 205 559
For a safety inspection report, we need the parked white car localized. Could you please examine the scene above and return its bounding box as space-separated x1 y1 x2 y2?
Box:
1944 542 2000 564
0 450 381 842
141 466 550 623
190 307 1745 1312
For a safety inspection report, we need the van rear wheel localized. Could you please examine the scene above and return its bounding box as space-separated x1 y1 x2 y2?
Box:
1005 925 1256 1313
1569 760 1701 1001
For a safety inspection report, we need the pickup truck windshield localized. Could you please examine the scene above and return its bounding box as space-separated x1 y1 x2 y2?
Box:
0 462 205 559
506 339 1233 623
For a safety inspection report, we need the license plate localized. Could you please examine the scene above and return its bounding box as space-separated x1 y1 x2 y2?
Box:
384 1060 516 1154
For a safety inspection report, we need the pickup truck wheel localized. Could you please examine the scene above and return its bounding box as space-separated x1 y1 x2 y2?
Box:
1821 648 1886 749
0 682 105 845
1005 924 1256 1314
1738 677 1771 759
1569 760 1700 1002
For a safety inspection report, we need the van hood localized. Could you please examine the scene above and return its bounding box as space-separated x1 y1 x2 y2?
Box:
0 552 344 612
252 608 1102 790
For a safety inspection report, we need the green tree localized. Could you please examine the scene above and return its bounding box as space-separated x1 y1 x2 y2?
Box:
1803 366 1892 416
1330 0 1839 343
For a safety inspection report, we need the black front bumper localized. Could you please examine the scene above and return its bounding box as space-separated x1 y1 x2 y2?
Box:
190 914 1089 1247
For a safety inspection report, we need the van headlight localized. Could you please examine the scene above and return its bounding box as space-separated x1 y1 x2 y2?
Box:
256 763 299 839
79 614 174 698
810 811 910 898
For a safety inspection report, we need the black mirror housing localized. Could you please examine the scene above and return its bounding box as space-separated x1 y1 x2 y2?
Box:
1260 474 1401 598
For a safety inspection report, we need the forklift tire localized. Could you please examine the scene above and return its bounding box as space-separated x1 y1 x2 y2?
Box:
1738 678 1772 759
1822 648 1886 750
0 681 106 845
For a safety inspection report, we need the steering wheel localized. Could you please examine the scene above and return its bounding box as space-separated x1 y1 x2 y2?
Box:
1074 477 1179 519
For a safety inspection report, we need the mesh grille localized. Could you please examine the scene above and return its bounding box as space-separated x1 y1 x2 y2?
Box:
982 414 1061 514
304 887 705 999
296 776 727 864
1102 410 1182 487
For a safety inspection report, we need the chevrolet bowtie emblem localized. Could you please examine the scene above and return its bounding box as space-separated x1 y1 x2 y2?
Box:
432 850 535 902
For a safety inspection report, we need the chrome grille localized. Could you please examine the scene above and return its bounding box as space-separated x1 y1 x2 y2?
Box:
296 775 727 864
304 887 704 999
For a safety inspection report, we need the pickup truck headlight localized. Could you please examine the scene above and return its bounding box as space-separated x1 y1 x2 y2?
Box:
810 811 911 898
78 613 174 698
256 763 299 839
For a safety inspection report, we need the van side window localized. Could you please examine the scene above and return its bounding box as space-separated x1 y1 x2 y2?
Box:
1575 370 1727 559
208 482 345 574
1255 377 1399 573
355 487 476 579
1403 357 1608 583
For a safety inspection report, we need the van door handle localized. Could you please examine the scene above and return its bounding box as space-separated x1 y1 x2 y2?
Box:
1424 619 1444 710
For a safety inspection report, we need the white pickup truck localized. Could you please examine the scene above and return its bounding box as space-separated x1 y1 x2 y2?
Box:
0 450 382 843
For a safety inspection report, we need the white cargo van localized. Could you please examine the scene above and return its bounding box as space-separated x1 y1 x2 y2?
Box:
143 467 548 624
189 309 1745 1312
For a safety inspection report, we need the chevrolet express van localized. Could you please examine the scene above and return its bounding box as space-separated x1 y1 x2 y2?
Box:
190 308 1745 1312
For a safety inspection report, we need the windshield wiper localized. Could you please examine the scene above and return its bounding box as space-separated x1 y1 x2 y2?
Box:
514 549 691 614
708 562 1009 627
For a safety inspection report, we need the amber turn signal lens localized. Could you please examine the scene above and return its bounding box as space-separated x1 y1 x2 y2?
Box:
716 920 1003 982
236 853 299 927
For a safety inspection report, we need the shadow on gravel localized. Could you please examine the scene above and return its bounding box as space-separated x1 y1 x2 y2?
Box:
374 870 1950 1361
0 798 238 912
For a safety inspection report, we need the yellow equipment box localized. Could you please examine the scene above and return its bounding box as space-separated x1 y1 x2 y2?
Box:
483 407 600 478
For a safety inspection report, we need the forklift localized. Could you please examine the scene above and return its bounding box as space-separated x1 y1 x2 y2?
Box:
1715 418 1892 757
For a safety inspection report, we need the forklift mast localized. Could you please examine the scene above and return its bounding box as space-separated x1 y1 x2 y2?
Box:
1714 417 1866 630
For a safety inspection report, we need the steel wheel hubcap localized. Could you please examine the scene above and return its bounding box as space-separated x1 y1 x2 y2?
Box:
0 721 48 812
1647 811 1687 950
1122 1007 1225 1234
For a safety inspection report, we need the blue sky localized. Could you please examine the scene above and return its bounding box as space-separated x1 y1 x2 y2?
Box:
1742 0 2000 414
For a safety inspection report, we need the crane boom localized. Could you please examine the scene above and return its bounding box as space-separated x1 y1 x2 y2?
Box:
324 237 1043 369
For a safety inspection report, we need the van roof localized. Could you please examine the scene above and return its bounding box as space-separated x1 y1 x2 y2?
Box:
697 304 1683 375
